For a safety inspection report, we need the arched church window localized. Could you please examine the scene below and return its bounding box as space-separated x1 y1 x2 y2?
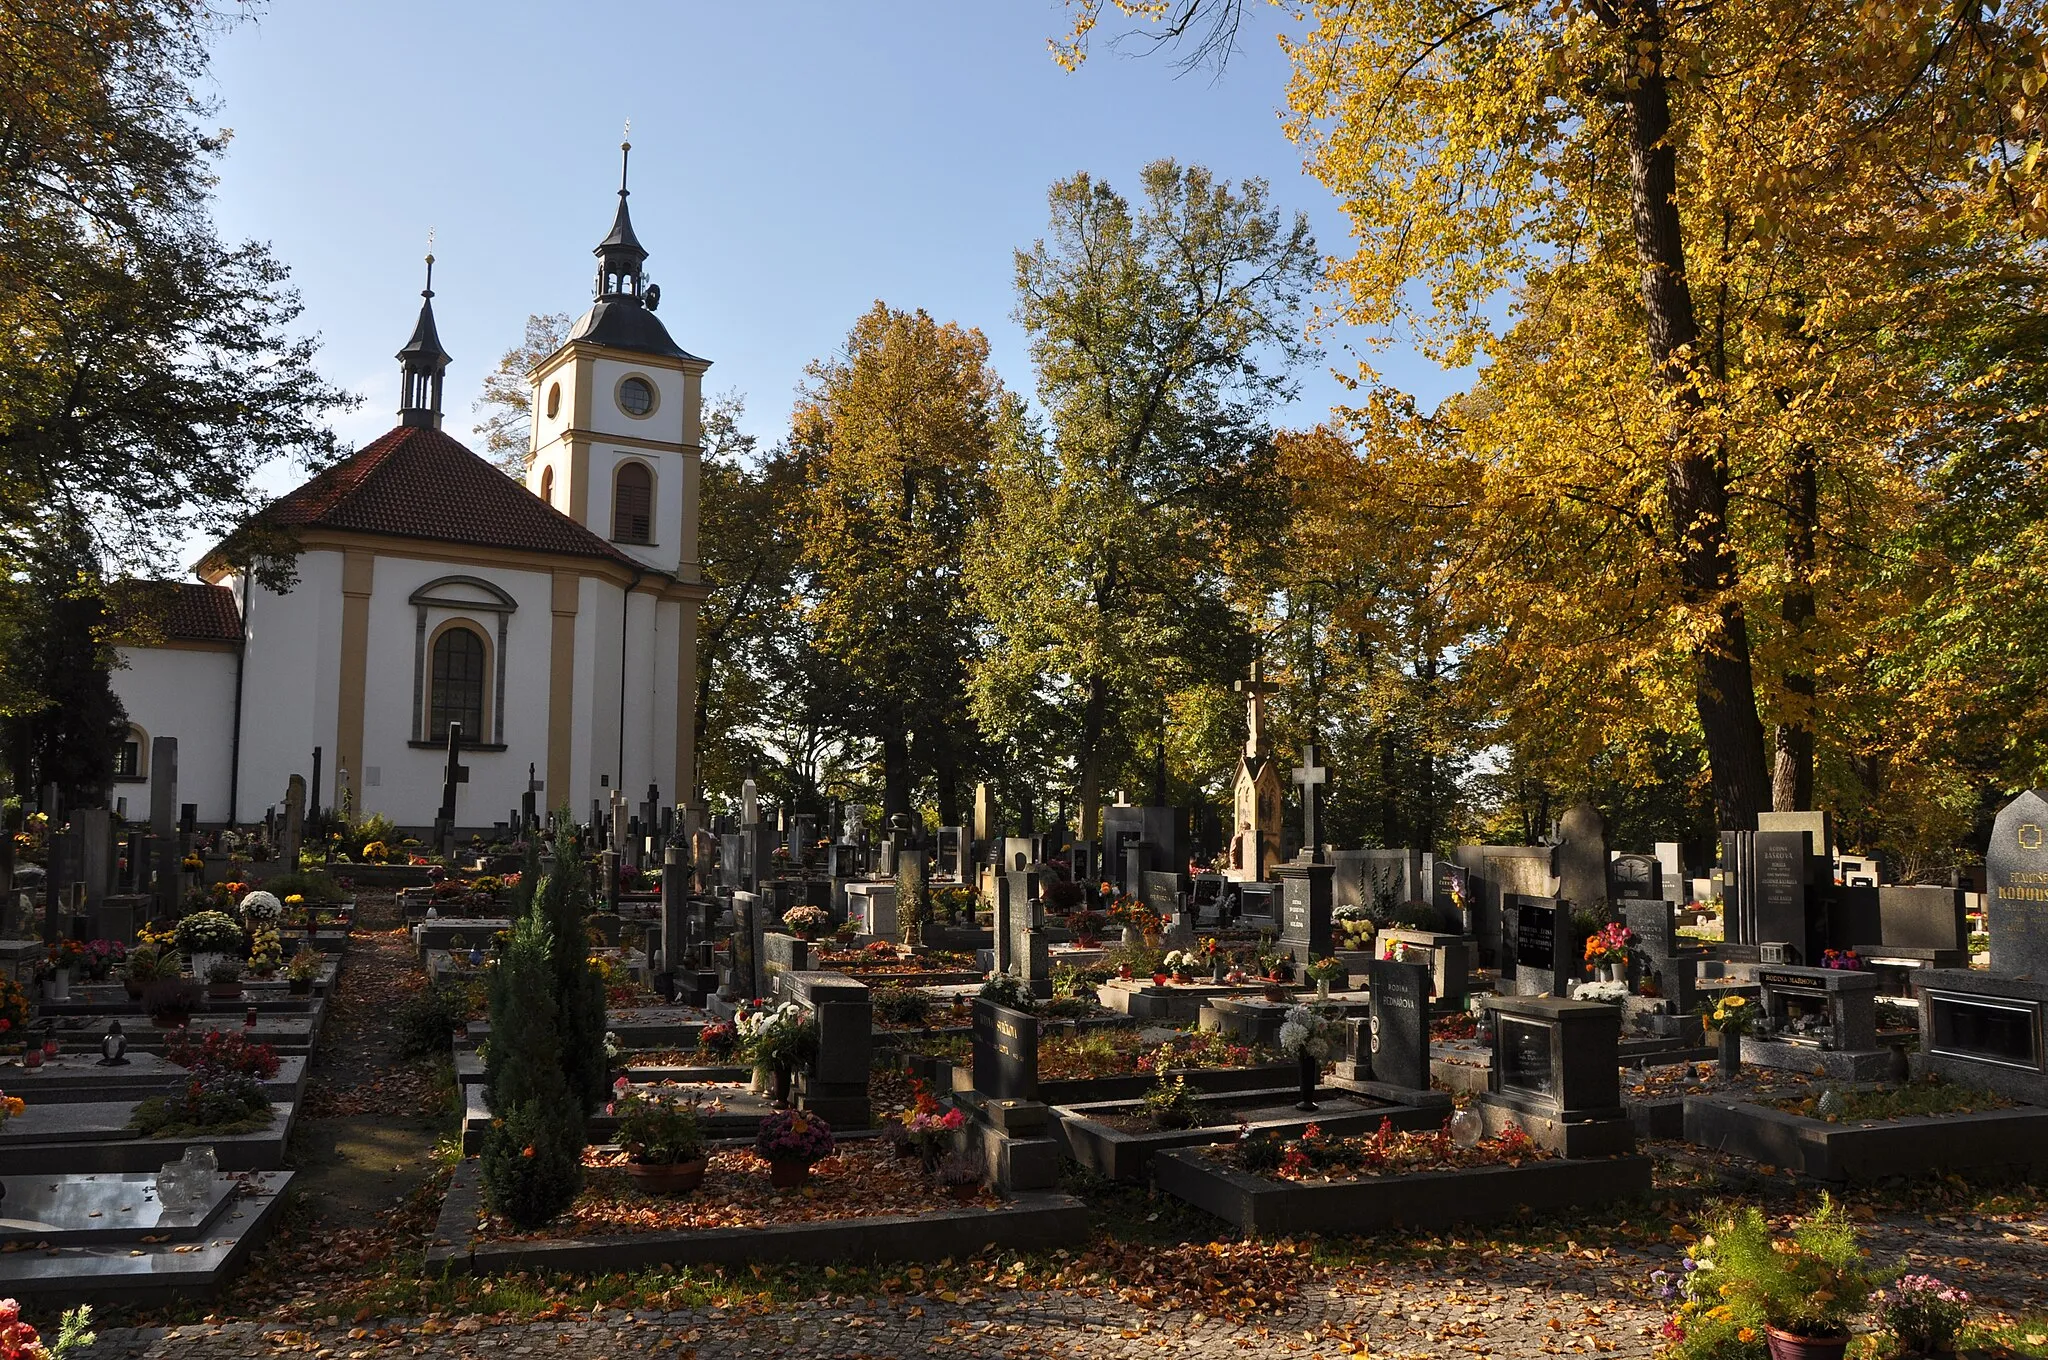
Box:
539 465 555 507
428 625 487 742
612 461 653 544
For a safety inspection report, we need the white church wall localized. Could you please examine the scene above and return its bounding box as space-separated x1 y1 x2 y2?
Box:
356 555 557 829
587 356 684 446
110 646 238 824
618 589 660 800
650 597 682 803
237 549 343 823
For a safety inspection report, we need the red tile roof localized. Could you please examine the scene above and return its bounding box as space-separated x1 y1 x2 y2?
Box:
254 424 634 565
111 581 242 645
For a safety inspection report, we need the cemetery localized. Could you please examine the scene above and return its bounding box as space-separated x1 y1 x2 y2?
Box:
5 6 2046 1356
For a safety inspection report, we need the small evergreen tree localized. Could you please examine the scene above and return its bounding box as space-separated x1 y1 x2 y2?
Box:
537 826 610 1116
479 909 583 1227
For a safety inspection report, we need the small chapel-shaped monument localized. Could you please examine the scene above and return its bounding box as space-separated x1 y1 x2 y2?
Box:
1226 660 1284 883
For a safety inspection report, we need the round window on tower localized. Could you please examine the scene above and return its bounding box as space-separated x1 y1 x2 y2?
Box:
616 375 656 418
545 382 561 419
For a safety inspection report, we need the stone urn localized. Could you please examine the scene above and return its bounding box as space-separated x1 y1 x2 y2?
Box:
626 1157 707 1196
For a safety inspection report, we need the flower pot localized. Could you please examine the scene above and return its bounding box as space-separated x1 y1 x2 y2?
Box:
946 1181 979 1203
773 1067 794 1108
1764 1326 1849 1360
1296 1052 1319 1111
1315 978 1332 1001
626 1156 708 1196
1263 984 1293 1004
1718 1028 1741 1078
42 970 70 1002
288 978 312 996
769 1158 811 1189
207 983 242 1001
1171 972 1194 985
124 977 146 1001
1602 963 1624 983
187 952 225 981
151 1009 191 1030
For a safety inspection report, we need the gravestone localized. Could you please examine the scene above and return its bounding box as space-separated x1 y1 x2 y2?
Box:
659 845 687 973
1275 859 1335 966
1140 869 1184 921
1874 884 1967 953
1984 789 2048 978
1752 829 1812 958
972 782 994 863
1006 870 1051 998
1607 853 1662 904
1374 928 1468 1004
278 771 304 872
1655 841 1686 904
150 739 182 917
775 970 871 1127
1366 957 1430 1090
730 890 766 1000
1555 801 1609 909
1509 895 1572 997
1226 662 1284 882
1479 995 1632 1156
846 882 897 941
973 998 1039 1102
896 849 926 938
936 826 965 879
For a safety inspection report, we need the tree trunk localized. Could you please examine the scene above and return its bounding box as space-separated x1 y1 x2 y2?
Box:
881 718 912 820
1618 0 1769 831
1077 672 1109 841
933 725 961 828
1772 444 1818 812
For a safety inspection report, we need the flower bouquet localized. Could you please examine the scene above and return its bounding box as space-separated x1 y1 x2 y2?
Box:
899 1081 965 1167
1702 994 1753 1076
778 904 831 940
1279 1003 1340 1110
756 1109 834 1187
1583 922 1635 979
79 939 125 982
1820 948 1864 971
736 1001 817 1104
238 890 284 927
1161 949 1201 983
1874 1275 1971 1357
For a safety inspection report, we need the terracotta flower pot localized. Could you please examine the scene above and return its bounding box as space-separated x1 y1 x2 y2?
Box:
288 978 312 996
626 1156 707 1196
1765 1326 1849 1360
946 1181 979 1203
124 978 146 1001
207 983 243 1001
769 1158 812 1189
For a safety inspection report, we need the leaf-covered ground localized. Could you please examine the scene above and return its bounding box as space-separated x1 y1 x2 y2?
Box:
45 894 2048 1358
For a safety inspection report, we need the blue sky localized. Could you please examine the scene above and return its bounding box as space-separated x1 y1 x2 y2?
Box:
180 2 1457 567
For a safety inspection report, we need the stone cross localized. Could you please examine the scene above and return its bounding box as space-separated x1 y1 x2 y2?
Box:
521 762 542 830
1292 743 1329 865
1235 659 1276 758
438 723 469 823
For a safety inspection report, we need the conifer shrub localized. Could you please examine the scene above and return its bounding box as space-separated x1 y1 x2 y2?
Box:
479 907 587 1225
480 1097 584 1227
537 829 610 1116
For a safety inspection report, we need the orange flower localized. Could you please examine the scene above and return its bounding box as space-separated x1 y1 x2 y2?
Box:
520 1145 535 1158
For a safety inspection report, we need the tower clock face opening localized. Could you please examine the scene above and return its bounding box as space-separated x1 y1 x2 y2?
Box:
618 376 655 416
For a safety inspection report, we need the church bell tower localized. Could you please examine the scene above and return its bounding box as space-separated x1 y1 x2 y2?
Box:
524 140 709 582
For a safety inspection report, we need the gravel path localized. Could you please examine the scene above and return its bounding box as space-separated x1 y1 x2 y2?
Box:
69 1206 2048 1359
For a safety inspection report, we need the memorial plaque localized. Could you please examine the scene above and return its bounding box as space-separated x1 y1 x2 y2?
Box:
1514 903 1557 970
1497 1016 1556 1099
1276 861 1334 964
1927 991 2043 1071
1986 790 2048 978
972 998 1039 1101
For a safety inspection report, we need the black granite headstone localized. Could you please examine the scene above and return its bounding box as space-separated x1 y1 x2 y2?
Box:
1607 853 1662 902
1366 958 1430 1090
1753 830 1810 956
1509 895 1571 995
972 998 1039 1102
1276 860 1335 965
1985 790 2048 978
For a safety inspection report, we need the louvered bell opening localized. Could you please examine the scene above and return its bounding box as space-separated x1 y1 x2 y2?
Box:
612 462 653 544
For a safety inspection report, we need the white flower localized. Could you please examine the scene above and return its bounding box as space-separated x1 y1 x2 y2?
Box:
1570 981 1629 1004
1278 1020 1307 1053
239 890 283 923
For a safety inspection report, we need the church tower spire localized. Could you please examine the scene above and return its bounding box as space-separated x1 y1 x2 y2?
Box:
594 139 648 302
396 252 451 430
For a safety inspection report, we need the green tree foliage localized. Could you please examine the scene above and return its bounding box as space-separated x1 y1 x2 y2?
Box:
968 161 1314 840
471 313 571 475
0 538 126 810
481 899 585 1228
535 830 609 1117
792 303 1014 824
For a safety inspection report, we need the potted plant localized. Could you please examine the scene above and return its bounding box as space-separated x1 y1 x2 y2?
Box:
142 975 204 1029
899 1081 965 1168
42 939 85 1001
1654 1196 1881 1360
123 945 161 999
175 910 245 981
1584 922 1635 982
936 1150 983 1203
1874 1275 1971 1358
247 928 282 980
778 904 831 941
81 939 125 982
1162 949 1200 984
204 957 244 999
0 977 29 1046
755 1109 834 1188
1702 993 1754 1078
615 1091 709 1194
285 946 322 994
1305 956 1348 1001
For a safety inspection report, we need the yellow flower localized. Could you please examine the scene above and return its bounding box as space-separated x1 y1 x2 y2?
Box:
1738 1329 1756 1343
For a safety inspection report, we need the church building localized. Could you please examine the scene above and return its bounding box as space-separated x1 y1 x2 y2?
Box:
110 147 710 831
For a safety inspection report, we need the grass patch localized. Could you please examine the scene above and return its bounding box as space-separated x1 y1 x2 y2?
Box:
1959 1316 2048 1357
